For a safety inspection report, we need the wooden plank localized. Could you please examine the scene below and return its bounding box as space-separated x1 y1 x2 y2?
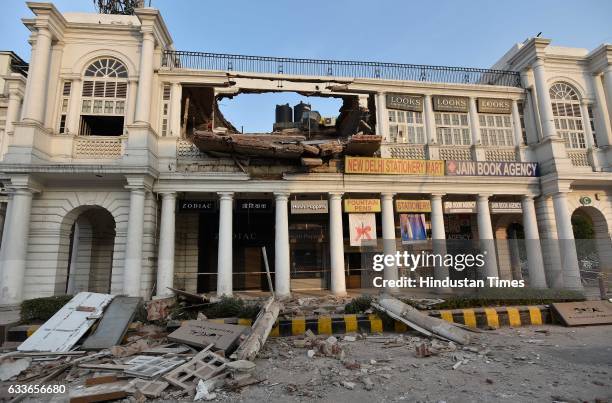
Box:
18 292 114 352
82 297 141 350
552 301 612 326
69 381 128 403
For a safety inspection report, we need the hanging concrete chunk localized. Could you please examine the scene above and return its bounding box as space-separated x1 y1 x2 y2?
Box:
82 296 141 350
374 297 471 345
18 292 115 352
167 320 248 353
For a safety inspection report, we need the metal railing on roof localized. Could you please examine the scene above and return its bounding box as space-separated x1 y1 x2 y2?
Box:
161 50 522 88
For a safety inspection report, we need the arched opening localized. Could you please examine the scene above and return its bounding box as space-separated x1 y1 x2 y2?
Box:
571 206 612 289
79 57 128 136
493 215 525 281
65 206 116 294
549 82 587 150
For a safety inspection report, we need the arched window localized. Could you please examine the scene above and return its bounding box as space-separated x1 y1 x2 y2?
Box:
549 82 585 149
80 58 128 136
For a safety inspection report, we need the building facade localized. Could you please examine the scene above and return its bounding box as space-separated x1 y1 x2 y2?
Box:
0 2 610 305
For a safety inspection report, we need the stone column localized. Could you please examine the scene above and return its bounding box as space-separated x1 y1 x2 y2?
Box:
274 193 291 298
603 66 612 124
579 100 595 149
329 192 346 296
217 192 234 296
476 194 499 278
170 82 182 137
532 58 557 139
591 73 612 147
424 94 437 144
430 193 450 292
23 27 53 123
468 97 481 145
4 88 23 135
381 192 398 293
551 192 582 290
376 93 389 140
65 77 82 134
521 196 547 288
123 187 146 297
157 192 176 297
126 80 138 125
0 189 34 305
535 196 564 288
134 29 155 124
511 99 524 146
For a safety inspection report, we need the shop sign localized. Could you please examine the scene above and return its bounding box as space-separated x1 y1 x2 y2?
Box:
477 97 512 114
386 93 423 112
344 199 381 213
579 196 592 206
490 201 522 213
443 201 476 214
345 156 444 176
290 200 328 214
446 160 539 177
432 95 469 112
349 213 377 246
178 200 218 212
237 199 272 213
395 199 431 213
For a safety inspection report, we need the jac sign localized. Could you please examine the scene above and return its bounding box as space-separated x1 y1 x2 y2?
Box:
446 160 539 177
386 93 423 112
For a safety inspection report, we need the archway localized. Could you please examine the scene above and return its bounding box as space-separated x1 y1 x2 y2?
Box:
571 206 612 288
65 206 116 294
493 215 524 281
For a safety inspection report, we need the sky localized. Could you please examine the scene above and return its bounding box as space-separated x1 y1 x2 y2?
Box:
1 0 611 132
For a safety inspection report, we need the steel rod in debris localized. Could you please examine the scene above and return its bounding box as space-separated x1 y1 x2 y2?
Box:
232 296 281 361
375 297 471 345
261 246 274 298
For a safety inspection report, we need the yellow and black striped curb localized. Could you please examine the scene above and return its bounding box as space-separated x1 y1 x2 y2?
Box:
212 305 551 337
8 306 550 342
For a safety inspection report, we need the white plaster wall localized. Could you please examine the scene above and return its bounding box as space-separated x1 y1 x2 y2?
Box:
23 189 130 300
174 213 198 294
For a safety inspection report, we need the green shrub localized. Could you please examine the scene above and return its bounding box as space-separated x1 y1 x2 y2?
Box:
21 295 74 323
344 295 374 314
170 296 261 321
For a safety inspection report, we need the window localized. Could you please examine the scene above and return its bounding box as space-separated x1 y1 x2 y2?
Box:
587 105 597 148
549 82 585 149
58 81 71 134
517 101 527 145
479 114 514 146
80 58 128 136
160 84 171 136
435 112 470 145
388 110 425 144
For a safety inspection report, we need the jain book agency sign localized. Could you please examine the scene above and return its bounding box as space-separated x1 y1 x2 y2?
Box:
446 160 539 177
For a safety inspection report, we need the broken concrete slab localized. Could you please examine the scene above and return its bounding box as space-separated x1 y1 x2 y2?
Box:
128 379 169 398
82 296 141 350
552 301 612 326
232 296 281 361
0 357 31 381
167 320 248 353
69 381 129 403
146 296 176 321
18 292 115 352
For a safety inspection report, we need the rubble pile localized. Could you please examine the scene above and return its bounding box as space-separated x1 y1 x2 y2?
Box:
0 292 281 401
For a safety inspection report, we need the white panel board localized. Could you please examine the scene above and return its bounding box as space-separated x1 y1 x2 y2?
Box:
18 292 114 352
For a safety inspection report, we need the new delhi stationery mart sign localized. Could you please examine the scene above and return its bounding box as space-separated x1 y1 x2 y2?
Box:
344 157 444 175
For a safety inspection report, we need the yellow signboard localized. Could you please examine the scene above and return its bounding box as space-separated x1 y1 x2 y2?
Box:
395 200 431 213
344 199 381 213
344 157 445 176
